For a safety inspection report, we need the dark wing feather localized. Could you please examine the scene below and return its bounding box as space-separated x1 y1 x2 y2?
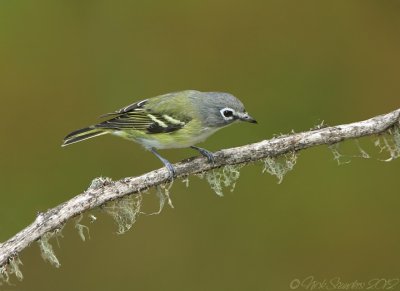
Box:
95 99 192 134
99 99 149 118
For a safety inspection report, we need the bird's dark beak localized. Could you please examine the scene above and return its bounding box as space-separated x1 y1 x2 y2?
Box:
238 112 258 124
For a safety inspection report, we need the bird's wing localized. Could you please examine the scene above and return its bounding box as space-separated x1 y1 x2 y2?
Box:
99 99 149 118
96 99 192 134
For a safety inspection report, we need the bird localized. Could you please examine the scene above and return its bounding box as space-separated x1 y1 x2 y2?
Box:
62 90 257 179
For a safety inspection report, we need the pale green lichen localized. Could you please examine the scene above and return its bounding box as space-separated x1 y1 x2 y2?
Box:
328 125 400 163
8 256 23 282
150 182 174 215
0 264 9 285
89 214 97 223
262 152 298 184
160 181 174 209
74 215 90 242
0 256 23 285
88 176 113 190
37 227 63 268
204 164 244 197
152 187 166 215
181 176 190 188
329 140 370 163
103 194 142 234
328 143 351 165
375 126 400 161
391 125 400 148
310 120 327 131
354 139 370 159
147 182 174 216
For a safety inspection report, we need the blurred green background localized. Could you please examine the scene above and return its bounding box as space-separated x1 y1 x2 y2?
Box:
1 1 399 290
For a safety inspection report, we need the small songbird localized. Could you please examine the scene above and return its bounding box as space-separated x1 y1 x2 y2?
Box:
62 90 257 178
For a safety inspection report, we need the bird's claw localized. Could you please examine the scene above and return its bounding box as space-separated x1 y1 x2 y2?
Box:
151 148 176 180
191 146 216 164
202 150 215 164
165 163 177 180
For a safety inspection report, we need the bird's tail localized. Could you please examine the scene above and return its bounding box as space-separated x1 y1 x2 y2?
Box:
62 126 109 147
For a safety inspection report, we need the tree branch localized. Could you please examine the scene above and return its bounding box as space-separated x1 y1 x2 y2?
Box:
1 108 399 269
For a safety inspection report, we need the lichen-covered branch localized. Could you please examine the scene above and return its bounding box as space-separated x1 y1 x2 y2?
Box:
0 108 399 273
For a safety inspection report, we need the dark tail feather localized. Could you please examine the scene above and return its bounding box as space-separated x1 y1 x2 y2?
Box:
62 126 108 147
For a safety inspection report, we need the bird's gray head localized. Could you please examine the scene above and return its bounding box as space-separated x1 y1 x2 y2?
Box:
190 91 257 128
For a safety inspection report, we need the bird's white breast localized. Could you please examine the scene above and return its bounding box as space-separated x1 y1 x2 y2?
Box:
137 127 221 150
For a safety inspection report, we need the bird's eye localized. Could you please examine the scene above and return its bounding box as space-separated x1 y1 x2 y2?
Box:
223 110 233 117
220 108 235 120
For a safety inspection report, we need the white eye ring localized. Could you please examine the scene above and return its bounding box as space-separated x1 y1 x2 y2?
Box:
220 108 235 120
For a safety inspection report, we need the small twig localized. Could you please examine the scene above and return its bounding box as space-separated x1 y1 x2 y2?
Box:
0 108 399 268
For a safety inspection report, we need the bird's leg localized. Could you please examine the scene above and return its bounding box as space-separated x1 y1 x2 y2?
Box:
190 146 215 164
150 148 176 179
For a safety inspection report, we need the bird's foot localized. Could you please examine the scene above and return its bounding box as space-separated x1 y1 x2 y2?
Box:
163 160 176 180
151 148 176 180
191 146 216 164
